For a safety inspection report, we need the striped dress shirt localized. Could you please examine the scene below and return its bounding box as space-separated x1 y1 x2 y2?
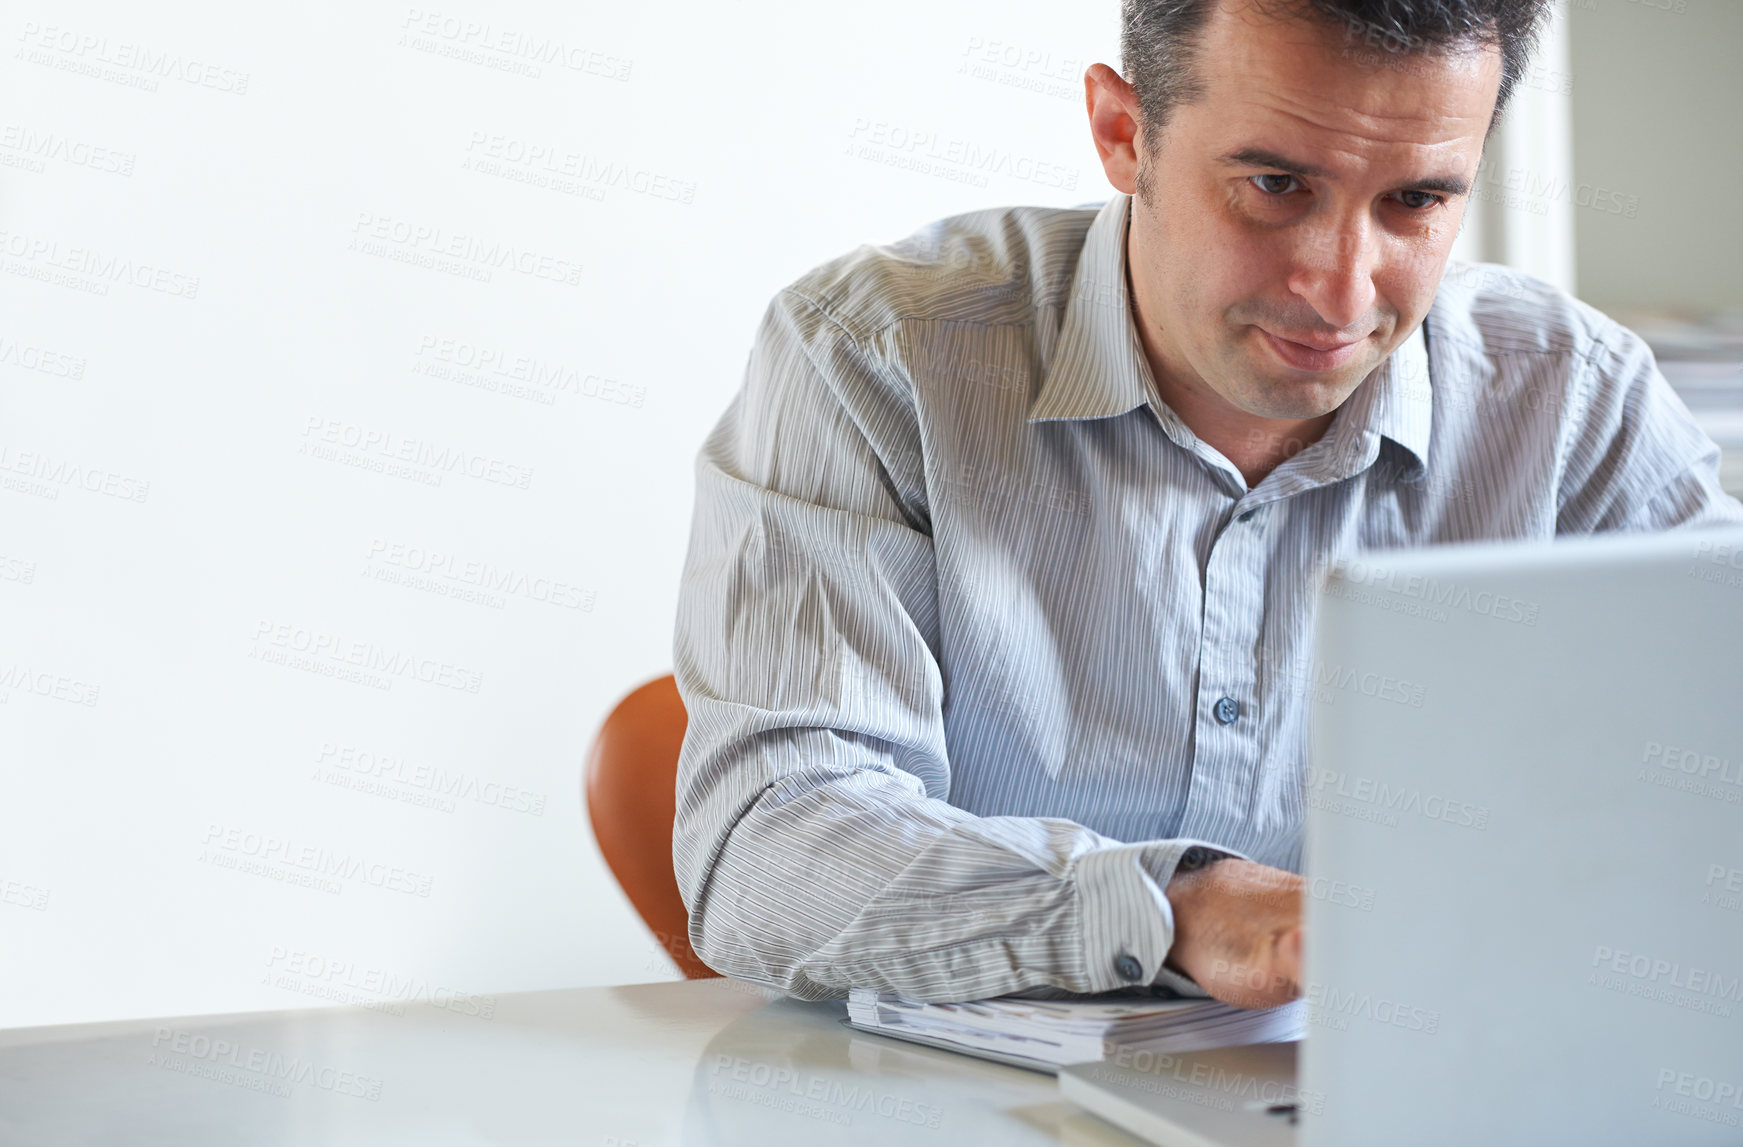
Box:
670 192 1743 1003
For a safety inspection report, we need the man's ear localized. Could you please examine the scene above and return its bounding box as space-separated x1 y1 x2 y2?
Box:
1085 63 1143 196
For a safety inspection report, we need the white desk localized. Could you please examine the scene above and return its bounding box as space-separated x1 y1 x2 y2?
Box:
0 978 1155 1145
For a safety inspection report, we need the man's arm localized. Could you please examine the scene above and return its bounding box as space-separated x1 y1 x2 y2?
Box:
671 289 1246 1003
1556 325 1743 533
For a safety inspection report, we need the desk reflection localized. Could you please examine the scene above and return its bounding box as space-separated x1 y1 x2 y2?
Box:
681 988 1144 1145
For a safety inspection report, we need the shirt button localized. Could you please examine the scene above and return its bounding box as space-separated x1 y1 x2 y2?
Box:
1114 953 1144 982
1238 509 1258 522
1213 696 1240 725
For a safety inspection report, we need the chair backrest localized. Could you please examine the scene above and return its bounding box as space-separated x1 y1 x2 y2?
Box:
583 673 717 979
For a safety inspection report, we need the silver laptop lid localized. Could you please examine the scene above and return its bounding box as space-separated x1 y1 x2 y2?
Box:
1301 526 1743 1147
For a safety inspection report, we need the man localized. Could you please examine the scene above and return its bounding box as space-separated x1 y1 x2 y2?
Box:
669 0 1743 1010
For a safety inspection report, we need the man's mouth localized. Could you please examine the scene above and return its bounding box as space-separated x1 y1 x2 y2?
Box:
1259 328 1364 372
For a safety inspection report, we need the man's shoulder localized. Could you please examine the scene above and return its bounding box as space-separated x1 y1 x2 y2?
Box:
1433 259 1644 365
771 201 1103 345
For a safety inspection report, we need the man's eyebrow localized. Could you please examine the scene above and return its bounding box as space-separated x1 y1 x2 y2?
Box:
1217 146 1471 197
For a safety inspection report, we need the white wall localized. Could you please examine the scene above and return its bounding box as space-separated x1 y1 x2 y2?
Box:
1568 0 1743 314
1 0 1121 1028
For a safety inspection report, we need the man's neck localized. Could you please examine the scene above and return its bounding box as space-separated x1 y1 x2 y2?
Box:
1148 366 1335 490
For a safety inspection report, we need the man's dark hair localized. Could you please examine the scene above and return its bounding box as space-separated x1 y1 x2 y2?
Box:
1120 0 1556 151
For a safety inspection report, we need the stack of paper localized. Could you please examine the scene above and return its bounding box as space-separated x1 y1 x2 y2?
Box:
845 988 1305 1073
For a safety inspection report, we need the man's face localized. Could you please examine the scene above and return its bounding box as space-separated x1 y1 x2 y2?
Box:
1123 0 1502 422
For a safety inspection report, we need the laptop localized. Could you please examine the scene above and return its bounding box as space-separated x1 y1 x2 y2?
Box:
1060 525 1743 1146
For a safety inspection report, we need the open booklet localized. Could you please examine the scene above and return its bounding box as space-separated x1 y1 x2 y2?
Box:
844 988 1305 1075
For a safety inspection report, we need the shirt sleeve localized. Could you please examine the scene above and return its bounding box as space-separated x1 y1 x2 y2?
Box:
1555 325 1743 534
670 289 1239 1002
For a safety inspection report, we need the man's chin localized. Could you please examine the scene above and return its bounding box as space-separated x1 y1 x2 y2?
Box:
1235 374 1361 422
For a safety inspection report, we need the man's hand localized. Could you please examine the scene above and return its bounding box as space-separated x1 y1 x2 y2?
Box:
1164 858 1303 1009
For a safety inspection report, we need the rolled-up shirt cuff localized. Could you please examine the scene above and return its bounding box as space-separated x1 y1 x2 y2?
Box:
1073 838 1249 995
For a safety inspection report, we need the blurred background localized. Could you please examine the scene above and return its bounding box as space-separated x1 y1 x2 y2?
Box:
3 0 1739 1029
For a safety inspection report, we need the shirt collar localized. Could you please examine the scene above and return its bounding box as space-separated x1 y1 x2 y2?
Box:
1028 192 1433 479
1028 194 1154 425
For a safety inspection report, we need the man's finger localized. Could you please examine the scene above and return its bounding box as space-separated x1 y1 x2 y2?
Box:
1276 925 1303 981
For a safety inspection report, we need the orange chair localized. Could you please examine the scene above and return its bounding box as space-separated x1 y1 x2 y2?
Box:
583 673 718 979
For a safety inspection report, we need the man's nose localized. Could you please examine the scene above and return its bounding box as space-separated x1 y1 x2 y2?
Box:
1284 215 1379 333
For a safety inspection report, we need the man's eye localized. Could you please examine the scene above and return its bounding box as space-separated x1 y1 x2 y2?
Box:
1395 190 1446 210
1250 174 1299 196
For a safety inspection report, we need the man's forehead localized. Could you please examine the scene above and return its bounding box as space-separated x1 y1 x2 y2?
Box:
1192 0 1503 147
